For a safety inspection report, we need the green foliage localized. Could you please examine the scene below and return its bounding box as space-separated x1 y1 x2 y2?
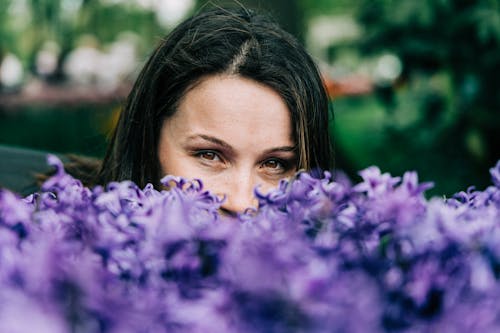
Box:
75 2 164 52
0 0 165 75
0 105 113 157
338 0 500 195
299 0 360 17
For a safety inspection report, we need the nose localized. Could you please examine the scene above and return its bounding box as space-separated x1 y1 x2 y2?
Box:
220 174 258 214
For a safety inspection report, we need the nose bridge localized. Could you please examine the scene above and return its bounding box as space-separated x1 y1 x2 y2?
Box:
222 167 258 213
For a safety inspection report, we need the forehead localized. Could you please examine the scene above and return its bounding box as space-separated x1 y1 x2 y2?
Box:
169 74 294 150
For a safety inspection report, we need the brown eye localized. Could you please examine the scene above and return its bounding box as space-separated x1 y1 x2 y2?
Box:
262 159 285 170
197 150 220 161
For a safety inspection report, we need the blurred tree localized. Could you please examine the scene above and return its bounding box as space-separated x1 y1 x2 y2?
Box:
300 0 359 17
0 0 25 88
0 0 8 90
2 0 165 84
354 0 499 192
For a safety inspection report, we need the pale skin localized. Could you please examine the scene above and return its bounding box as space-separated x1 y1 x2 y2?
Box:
158 74 297 214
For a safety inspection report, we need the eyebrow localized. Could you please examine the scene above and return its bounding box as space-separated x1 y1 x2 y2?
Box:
187 134 233 150
186 134 296 155
263 146 296 154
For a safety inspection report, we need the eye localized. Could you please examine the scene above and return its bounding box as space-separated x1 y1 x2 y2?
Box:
196 150 221 162
261 158 287 172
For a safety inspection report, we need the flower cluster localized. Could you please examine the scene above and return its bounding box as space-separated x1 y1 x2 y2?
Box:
0 156 499 332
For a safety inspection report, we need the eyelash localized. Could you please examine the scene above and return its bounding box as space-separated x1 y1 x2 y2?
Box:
261 158 289 173
195 150 222 162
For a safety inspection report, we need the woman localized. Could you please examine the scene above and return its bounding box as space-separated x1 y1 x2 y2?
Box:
96 7 333 214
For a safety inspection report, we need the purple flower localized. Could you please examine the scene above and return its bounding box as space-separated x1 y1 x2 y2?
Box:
353 166 400 198
0 156 499 332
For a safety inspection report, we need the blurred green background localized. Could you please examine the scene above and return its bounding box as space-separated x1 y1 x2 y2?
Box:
0 0 499 196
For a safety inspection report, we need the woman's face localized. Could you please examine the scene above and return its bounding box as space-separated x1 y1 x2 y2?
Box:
158 74 297 214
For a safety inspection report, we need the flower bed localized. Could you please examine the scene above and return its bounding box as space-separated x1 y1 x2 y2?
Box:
1 155 499 332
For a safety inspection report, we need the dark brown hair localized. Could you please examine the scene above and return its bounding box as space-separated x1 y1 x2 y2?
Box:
97 7 333 188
